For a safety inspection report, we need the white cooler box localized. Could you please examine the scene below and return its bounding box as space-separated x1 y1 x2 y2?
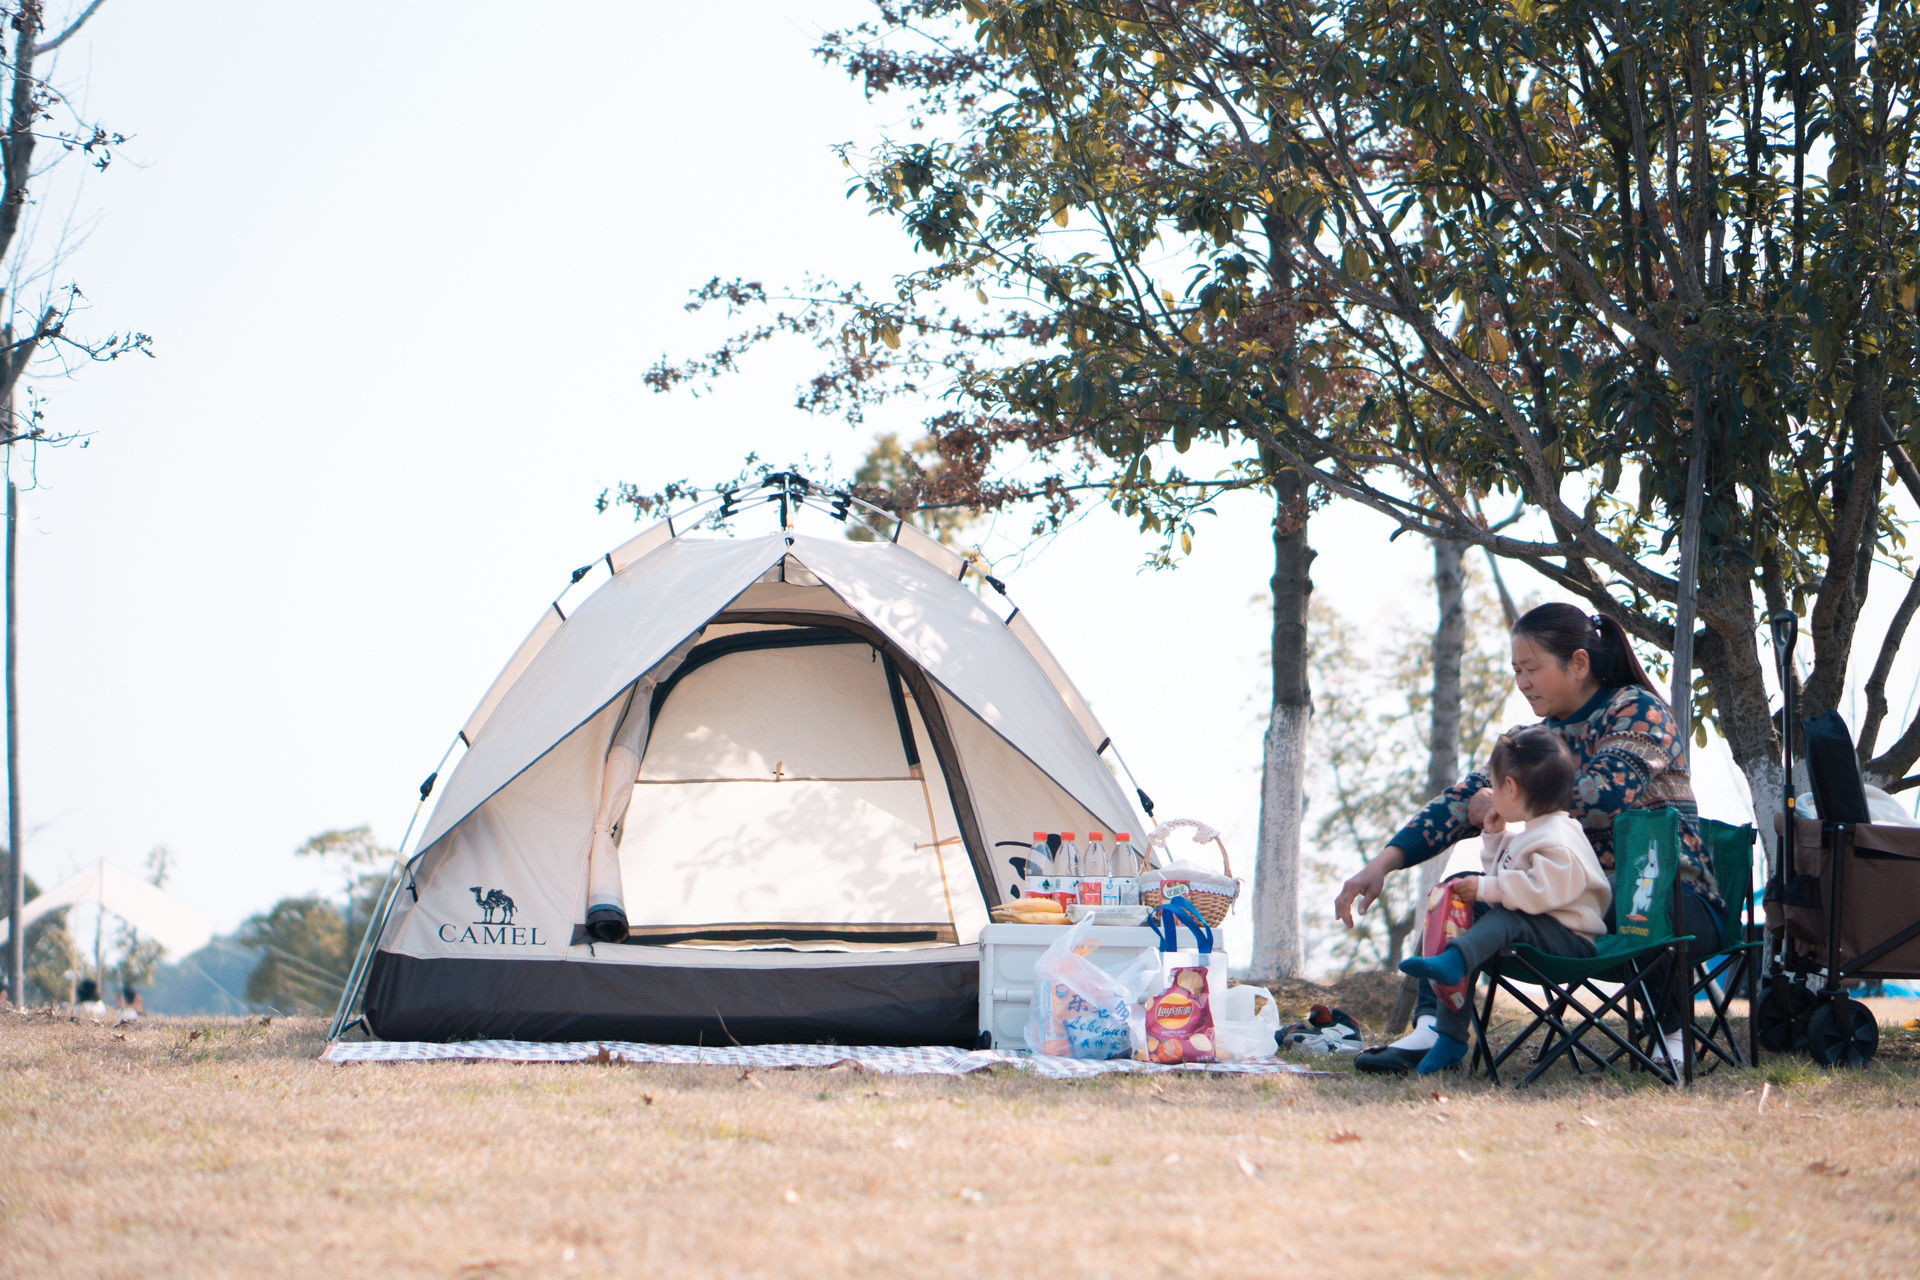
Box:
977 923 1160 1050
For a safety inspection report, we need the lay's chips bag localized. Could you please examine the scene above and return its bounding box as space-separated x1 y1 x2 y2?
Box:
1421 877 1478 1013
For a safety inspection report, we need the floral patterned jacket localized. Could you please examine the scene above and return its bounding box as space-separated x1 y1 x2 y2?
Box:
1388 685 1722 909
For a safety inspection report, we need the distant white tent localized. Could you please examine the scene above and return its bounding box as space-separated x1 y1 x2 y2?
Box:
0 860 218 958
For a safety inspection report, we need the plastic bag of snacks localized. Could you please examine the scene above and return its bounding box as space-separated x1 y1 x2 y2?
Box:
1023 915 1137 1059
1420 874 1481 1013
1138 897 1226 1063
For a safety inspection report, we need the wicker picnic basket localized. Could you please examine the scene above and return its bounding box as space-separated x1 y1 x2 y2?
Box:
1138 818 1241 926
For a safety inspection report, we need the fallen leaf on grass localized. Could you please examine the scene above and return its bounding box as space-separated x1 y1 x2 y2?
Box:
591 1047 619 1066
113 1033 125 1042
1162 1153 1181 1165
1328 1130 1362 1144
825 1059 866 1074
1580 1116 1601 1129
642 1094 654 1106
890 1134 913 1150
1430 1092 1448 1104
258 1016 273 1027
956 1187 983 1203
187 1029 202 1043
1456 1148 1476 1164
782 1188 801 1204
1236 1153 1260 1178
1759 1082 1772 1114
739 1069 766 1091
1904 1018 1920 1033
1806 1160 1848 1177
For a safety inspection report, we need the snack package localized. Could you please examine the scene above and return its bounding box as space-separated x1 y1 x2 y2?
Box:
1024 916 1135 1059
1139 897 1223 1063
1143 966 1216 1063
1421 876 1478 1013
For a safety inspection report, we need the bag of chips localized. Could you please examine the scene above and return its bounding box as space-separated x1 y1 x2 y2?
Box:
1421 875 1479 1013
1140 897 1221 1063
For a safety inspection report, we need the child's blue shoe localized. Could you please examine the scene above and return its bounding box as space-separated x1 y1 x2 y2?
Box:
1415 1034 1468 1075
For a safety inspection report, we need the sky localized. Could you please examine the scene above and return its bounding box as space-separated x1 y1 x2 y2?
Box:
7 2 1909 972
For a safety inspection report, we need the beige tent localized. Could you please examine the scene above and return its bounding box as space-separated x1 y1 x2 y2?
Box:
338 484 1150 1045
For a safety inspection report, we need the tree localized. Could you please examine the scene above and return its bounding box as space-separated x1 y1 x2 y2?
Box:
991 0 1920 872
0 864 80 1003
1307 567 1513 971
241 827 391 1014
3 0 150 1007
845 429 990 554
241 896 351 1014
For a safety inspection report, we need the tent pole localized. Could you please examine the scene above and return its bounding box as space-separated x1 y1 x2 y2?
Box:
914 771 959 935
328 733 461 1040
1101 741 1156 824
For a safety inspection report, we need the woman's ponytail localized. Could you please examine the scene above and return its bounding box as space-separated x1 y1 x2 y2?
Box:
1590 612 1658 695
1512 602 1660 698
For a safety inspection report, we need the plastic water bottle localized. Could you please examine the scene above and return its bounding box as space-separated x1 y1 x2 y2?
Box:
1057 832 1080 876
1025 831 1053 890
1112 833 1142 905
1083 832 1109 877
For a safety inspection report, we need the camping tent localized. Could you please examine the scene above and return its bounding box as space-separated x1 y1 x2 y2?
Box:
350 493 1148 1045
0 859 217 958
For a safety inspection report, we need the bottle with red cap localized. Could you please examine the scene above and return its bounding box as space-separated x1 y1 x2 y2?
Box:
1112 833 1142 905
1083 832 1109 877
1025 831 1054 893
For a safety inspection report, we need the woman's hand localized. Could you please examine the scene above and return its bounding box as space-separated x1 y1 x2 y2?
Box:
1334 846 1406 928
1467 786 1503 833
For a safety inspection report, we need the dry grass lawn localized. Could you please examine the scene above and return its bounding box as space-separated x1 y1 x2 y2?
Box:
4 1009 1920 1278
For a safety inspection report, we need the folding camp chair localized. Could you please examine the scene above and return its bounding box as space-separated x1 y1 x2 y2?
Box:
1466 808 1695 1087
1685 819 1761 1072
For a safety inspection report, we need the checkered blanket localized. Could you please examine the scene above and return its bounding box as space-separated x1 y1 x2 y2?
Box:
322 1039 1317 1078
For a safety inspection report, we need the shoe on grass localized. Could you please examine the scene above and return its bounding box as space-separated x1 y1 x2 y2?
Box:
1277 1004 1364 1056
1353 1044 1427 1075
1415 1034 1468 1075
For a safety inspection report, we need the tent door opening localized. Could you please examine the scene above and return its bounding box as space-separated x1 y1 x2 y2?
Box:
606 621 986 950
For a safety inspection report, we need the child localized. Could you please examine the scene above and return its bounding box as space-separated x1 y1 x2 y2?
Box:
1397 727 1611 1074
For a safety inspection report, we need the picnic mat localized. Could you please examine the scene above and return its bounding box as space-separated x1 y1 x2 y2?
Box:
323 1040 1319 1078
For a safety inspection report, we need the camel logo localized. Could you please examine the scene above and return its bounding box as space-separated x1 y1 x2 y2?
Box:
470 886 517 925
438 886 544 947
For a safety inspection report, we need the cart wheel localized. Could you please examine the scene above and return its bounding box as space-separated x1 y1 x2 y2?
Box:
1805 999 1879 1068
1756 981 1815 1054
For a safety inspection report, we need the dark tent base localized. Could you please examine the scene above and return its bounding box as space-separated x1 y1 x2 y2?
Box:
362 949 980 1047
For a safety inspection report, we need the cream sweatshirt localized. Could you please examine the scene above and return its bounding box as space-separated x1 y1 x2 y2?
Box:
1476 812 1611 939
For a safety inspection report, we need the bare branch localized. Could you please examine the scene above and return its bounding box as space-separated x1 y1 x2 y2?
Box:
34 0 109 56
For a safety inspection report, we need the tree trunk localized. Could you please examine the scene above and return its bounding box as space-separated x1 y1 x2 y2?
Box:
1253 470 1311 979
5 478 17 1008
1389 539 1465 1032
1698 566 1784 875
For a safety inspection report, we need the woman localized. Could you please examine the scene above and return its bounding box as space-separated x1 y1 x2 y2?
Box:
1333 602 1724 1074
